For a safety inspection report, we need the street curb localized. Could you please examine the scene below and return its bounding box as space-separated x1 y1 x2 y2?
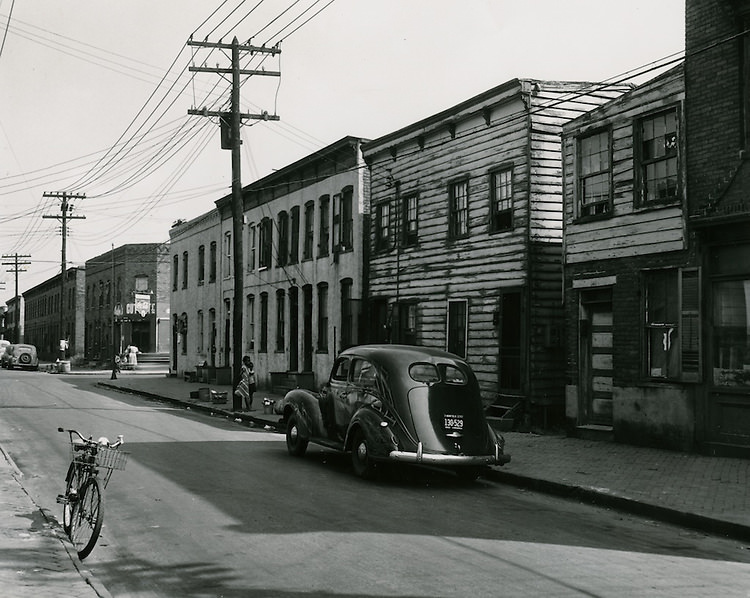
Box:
96 381 283 431
486 468 750 544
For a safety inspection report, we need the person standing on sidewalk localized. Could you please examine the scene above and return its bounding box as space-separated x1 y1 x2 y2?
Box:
235 356 257 411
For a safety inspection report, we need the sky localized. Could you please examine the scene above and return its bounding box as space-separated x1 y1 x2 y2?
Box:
0 0 686 304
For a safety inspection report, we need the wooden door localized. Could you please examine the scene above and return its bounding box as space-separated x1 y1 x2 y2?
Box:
580 290 613 426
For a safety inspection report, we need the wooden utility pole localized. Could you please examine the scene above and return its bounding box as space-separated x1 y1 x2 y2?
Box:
43 191 85 347
1 252 31 342
188 36 280 411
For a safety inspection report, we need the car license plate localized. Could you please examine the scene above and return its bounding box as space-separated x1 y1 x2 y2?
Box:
444 414 464 432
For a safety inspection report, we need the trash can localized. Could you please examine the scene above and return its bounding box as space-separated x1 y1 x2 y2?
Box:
58 361 71 374
263 398 275 415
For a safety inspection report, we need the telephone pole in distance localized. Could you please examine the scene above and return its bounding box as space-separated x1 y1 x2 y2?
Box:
2 252 31 342
188 36 280 410
43 191 85 347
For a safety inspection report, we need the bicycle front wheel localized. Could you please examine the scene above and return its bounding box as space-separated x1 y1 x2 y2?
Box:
69 477 104 560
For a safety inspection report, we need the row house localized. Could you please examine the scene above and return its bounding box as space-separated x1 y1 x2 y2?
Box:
362 78 629 427
685 0 750 456
170 136 369 390
23 266 85 362
85 243 171 362
561 65 691 450
4 296 23 344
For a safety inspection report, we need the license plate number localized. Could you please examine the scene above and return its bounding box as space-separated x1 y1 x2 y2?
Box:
444 414 464 431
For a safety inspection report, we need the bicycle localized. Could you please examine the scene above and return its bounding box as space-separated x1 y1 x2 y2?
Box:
56 427 128 559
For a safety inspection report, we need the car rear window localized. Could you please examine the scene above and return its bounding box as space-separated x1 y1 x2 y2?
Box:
442 365 467 385
408 363 440 383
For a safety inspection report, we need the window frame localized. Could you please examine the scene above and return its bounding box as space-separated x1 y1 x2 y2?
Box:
374 201 391 252
635 105 681 208
489 166 514 233
577 128 613 220
401 193 418 247
446 298 468 358
448 178 470 240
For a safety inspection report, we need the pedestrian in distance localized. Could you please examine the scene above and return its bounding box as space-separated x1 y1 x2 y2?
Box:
234 355 257 411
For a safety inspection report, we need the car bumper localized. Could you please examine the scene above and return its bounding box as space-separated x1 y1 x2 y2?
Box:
389 442 511 466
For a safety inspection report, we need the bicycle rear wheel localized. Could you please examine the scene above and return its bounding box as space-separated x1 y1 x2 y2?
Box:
69 477 104 560
62 462 80 535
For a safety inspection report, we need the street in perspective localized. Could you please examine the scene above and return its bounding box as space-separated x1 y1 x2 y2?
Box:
2 367 750 597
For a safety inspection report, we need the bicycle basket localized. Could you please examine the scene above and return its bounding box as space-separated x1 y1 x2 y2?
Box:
95 446 129 470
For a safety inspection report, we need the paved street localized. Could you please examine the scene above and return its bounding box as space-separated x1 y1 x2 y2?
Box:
2 369 750 596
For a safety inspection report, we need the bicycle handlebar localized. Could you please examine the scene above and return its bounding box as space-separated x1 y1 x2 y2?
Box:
58 427 124 449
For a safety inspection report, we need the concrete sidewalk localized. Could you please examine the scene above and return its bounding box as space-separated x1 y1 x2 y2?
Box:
96 371 750 542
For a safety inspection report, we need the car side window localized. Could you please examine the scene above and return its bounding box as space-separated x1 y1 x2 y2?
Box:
331 358 351 382
352 359 378 389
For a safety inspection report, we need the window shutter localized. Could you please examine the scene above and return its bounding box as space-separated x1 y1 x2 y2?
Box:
680 268 701 382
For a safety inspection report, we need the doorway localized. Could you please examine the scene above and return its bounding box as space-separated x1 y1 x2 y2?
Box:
579 288 614 426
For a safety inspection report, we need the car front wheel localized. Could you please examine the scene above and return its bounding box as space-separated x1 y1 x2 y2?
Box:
351 429 376 480
285 414 308 457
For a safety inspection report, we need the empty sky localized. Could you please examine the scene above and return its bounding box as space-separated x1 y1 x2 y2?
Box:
0 0 685 302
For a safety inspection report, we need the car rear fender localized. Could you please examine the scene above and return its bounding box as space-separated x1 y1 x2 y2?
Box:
345 408 398 459
283 388 325 437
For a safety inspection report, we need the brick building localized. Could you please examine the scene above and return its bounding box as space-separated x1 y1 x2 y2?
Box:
685 0 750 455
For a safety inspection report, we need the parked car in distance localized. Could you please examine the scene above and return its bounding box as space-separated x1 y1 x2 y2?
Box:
0 343 13 368
3 343 39 370
280 344 510 480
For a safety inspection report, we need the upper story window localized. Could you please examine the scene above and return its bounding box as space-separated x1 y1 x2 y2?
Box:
247 225 256 272
303 201 314 260
637 107 679 206
259 217 272 269
278 211 289 267
290 206 300 264
490 168 513 232
209 241 217 283
374 201 391 252
318 195 330 258
172 255 179 291
578 130 611 218
448 179 469 239
223 231 232 278
182 251 188 289
333 187 354 252
401 193 418 247
198 245 205 285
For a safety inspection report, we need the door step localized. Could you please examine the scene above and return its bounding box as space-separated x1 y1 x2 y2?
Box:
575 424 614 442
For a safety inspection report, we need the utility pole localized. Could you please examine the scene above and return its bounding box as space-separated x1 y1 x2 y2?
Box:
188 36 280 411
2 253 31 342
43 192 85 351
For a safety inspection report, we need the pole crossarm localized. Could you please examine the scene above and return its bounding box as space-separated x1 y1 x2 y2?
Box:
187 108 280 121
189 66 280 77
187 39 281 55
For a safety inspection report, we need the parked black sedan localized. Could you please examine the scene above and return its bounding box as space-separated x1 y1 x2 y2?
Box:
280 344 510 480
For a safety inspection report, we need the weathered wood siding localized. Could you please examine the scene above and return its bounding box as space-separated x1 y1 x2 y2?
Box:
365 80 629 412
562 67 686 263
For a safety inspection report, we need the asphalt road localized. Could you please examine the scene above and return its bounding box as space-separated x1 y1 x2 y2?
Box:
2 370 750 597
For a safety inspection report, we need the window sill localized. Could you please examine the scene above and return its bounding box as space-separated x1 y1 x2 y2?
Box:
573 212 613 225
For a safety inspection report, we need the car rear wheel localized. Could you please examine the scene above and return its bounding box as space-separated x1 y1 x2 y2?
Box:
18 353 31 365
351 429 376 480
285 414 308 457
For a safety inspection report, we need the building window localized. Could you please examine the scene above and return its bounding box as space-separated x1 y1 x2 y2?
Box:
340 278 354 349
180 313 188 355
223 231 232 278
278 211 289 267
303 201 314 260
447 299 467 358
578 130 611 218
247 225 256 272
182 251 188 289
317 282 328 351
259 218 272 269
197 310 204 352
341 186 353 251
402 194 418 247
172 255 179 291
644 268 700 382
393 301 417 345
290 206 300 264
374 201 391 251
209 241 217 283
260 292 268 353
637 108 679 206
448 179 469 239
135 276 148 292
318 195 330 258
246 294 255 351
490 168 513 232
713 278 750 387
276 289 285 352
198 245 205 285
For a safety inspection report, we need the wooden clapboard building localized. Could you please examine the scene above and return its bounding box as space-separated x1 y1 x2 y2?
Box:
363 78 628 427
561 65 691 450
